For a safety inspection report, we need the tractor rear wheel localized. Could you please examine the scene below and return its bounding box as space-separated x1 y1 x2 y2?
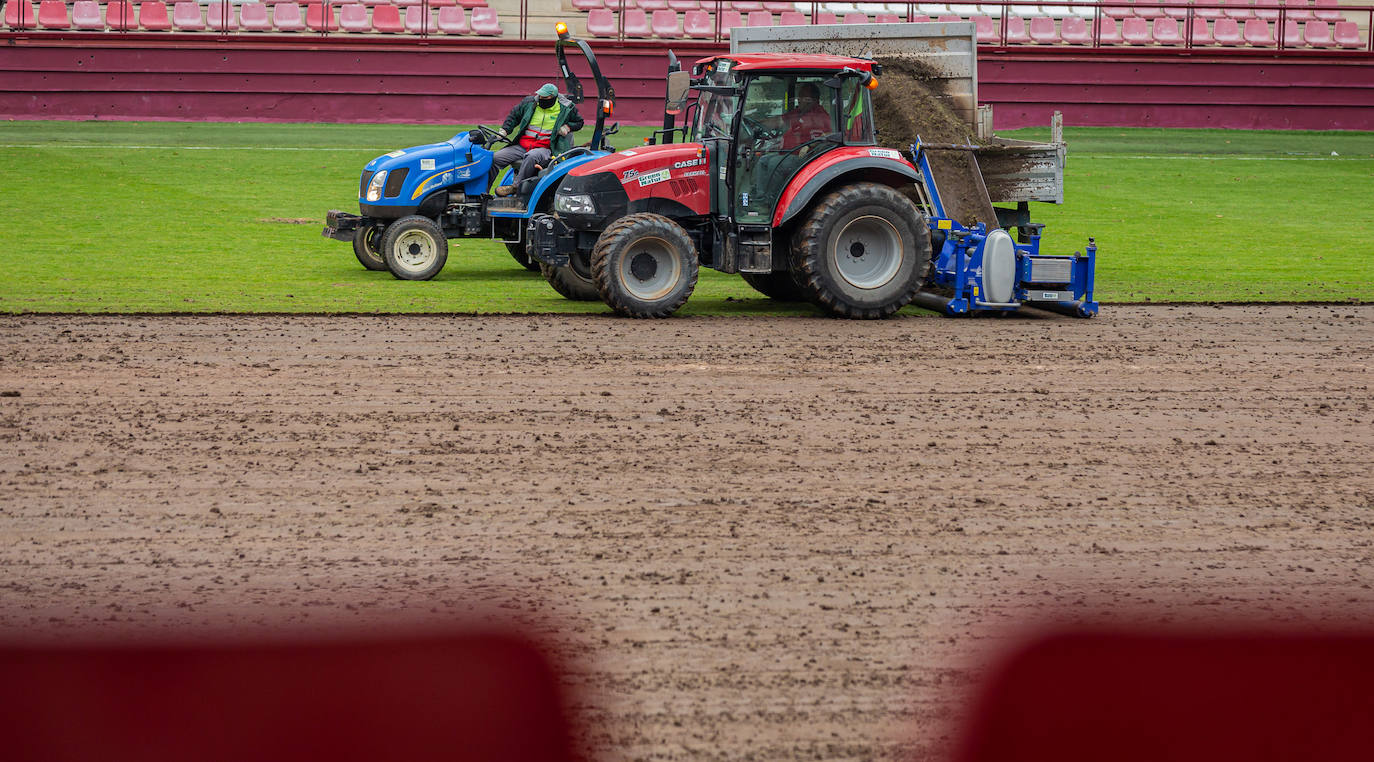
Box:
741 271 807 302
382 215 448 281
352 224 388 271
539 250 599 301
591 213 698 318
505 241 540 271
792 182 929 319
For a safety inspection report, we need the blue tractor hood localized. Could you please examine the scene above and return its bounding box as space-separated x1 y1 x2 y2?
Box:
358 133 494 218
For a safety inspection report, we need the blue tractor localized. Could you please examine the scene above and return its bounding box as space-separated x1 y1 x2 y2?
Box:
322 26 618 282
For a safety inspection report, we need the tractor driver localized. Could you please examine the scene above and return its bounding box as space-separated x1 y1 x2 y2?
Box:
490 83 585 198
770 82 832 153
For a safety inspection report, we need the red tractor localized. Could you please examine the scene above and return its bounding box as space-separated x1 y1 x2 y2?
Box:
528 50 931 319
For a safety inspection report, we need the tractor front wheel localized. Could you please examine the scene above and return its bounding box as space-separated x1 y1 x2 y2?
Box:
506 241 540 272
352 224 388 271
792 182 929 319
540 249 599 301
382 215 448 281
591 213 698 318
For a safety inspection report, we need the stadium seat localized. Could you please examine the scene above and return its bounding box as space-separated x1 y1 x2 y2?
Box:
305 2 338 30
1223 0 1253 17
1194 0 1224 18
436 5 468 32
1094 15 1122 41
1153 16 1182 41
1004 13 1028 39
763 0 795 9
1121 15 1150 40
70 0 103 27
372 3 402 31
619 7 650 34
638 0 669 10
138 0 172 28
650 8 681 34
732 0 763 9
1301 18 1333 45
470 6 501 33
1212 15 1242 42
455 0 486 7
4 0 37 28
585 7 615 33
1283 0 1312 19
1311 0 1341 21
1189 16 1212 42
171 0 203 27
205 0 237 29
338 3 368 31
272 2 305 30
240 1 272 29
972 12 996 39
843 10 868 20
1242 16 1273 42
875 11 901 20
719 8 744 33
778 9 806 22
37 0 69 28
572 0 603 8
1254 0 1279 19
403 5 430 31
1028 15 1058 40
683 8 713 35
1102 1 1133 19
747 9 773 23
1332 19 1361 46
1161 0 1189 18
1278 17 1299 43
107 0 137 29
666 0 698 8
1060 13 1090 41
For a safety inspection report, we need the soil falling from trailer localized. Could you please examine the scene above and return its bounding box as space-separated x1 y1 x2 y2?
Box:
871 56 998 226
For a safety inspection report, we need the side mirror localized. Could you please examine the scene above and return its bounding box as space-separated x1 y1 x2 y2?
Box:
665 70 691 116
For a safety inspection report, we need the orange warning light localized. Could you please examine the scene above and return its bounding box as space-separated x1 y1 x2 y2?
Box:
866 76 879 90
555 21 569 38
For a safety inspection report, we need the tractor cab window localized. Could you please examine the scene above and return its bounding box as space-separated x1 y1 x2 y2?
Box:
732 74 839 225
692 64 737 141
838 78 875 144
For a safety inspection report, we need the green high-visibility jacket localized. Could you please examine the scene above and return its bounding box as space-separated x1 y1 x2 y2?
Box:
500 95 585 154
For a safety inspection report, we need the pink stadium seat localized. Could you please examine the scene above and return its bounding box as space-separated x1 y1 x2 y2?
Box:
1194 0 1224 18
1212 15 1242 42
305 2 338 30
815 11 838 23
1242 16 1273 43
172 0 203 28
1189 15 1212 42
875 11 900 20
37 0 69 27
1223 0 1253 18
572 0 603 8
1312 0 1341 21
843 10 868 20
778 9 806 22
718 8 744 34
1332 19 1361 46
404 5 431 31
140 0 172 28
585 7 615 33
1254 0 1279 19
1301 18 1333 44
1152 15 1182 41
4 0 37 28
651 8 681 34
469 5 501 33
106 0 137 28
1028 15 1058 40
682 8 713 34
272 2 305 29
1133 0 1162 19
71 0 104 27
1094 15 1122 41
763 1 794 9
667 0 698 8
240 0 272 28
436 5 468 31
602 0 633 7
1060 14 1090 41
1283 0 1312 19
1103 1 1133 19
338 3 368 31
621 7 651 34
1121 14 1150 40
373 3 402 31
1004 13 1029 40
1162 1 1189 19
973 12 997 40
747 9 773 23
637 0 668 10
455 0 486 7
1278 17 1299 43
731 0 763 10
205 0 237 29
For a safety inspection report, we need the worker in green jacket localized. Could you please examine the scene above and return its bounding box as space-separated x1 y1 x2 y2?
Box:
491 83 585 197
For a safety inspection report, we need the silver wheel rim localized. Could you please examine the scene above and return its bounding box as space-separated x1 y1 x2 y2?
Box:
618 236 680 301
832 215 902 290
394 229 438 273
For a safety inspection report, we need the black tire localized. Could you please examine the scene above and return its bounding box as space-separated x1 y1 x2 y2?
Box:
505 241 540 271
352 224 387 271
539 249 600 301
741 271 808 302
791 182 930 319
382 215 448 281
591 213 698 318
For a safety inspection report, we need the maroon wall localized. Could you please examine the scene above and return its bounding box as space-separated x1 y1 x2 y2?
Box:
2 34 1373 130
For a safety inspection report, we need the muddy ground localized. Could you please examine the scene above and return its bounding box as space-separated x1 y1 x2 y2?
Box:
2 306 1372 761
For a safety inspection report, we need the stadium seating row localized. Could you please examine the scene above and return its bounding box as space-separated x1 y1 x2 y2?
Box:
581 6 1363 44
4 0 504 31
575 0 1350 21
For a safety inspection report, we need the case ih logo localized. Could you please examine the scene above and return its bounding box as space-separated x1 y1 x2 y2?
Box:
621 169 640 181
672 158 704 169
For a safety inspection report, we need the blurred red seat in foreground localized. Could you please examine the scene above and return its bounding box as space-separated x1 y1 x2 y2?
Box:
0 632 577 762
952 630 1374 762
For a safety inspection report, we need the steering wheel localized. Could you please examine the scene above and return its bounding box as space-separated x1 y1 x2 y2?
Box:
548 146 594 168
474 124 508 146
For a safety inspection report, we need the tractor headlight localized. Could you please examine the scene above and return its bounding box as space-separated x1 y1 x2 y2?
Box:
554 193 595 215
366 170 388 202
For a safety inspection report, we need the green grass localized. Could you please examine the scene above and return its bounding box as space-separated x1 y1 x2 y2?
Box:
1 121 1370 314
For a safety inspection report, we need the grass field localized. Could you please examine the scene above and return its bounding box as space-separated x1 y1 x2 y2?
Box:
1 120 1370 314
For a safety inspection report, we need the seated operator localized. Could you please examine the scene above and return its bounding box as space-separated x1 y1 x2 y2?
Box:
491 83 584 198
772 83 832 154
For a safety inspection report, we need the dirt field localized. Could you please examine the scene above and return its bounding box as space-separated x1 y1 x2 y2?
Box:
3 306 1372 761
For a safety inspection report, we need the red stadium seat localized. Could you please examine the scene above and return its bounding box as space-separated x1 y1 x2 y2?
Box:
778 9 806 22
1152 15 1182 41
1121 14 1150 41
651 8 682 34
1212 16 1242 42
470 6 501 33
404 5 431 32
338 2 369 30
682 8 713 35
305 3 338 31
718 8 744 34
1301 18 1333 45
1004 13 1029 40
1332 19 1361 46
1094 15 1122 41
585 7 615 33
37 0 69 28
373 3 402 31
1060 14 1090 41
436 5 468 32
747 9 773 23
973 12 997 40
71 0 103 27
0 633 579 762
1278 17 1299 43
1311 0 1341 21
1242 16 1273 43
1283 0 1312 19
1189 16 1212 42
240 1 273 29
1028 15 1058 40
4 0 37 28
104 0 135 28
140 0 172 27
206 0 237 29
272 2 305 30
621 7 651 35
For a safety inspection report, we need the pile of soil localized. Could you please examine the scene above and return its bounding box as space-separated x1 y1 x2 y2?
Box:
871 56 998 227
